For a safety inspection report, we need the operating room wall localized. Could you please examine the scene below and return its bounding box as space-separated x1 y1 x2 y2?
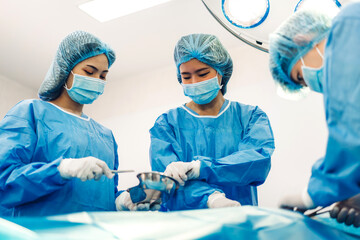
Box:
86 43 328 208
0 75 37 118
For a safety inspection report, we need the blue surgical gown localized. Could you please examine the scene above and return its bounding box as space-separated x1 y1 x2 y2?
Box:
308 2 360 206
150 100 275 210
0 99 119 216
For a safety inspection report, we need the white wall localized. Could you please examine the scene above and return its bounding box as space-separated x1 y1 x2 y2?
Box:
0 75 37 118
86 44 328 208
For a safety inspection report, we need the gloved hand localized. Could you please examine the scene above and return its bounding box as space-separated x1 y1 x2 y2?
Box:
207 191 240 208
330 194 360 228
279 190 315 213
58 157 114 181
164 160 200 186
115 191 151 211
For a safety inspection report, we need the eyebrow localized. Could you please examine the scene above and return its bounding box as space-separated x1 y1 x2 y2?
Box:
86 65 108 73
180 67 209 75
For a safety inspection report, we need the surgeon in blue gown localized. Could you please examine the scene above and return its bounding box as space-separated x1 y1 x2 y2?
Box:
269 3 360 227
0 31 121 217
144 34 275 211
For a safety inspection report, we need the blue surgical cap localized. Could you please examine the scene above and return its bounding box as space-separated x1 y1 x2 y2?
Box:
269 10 332 92
174 33 233 95
38 30 116 101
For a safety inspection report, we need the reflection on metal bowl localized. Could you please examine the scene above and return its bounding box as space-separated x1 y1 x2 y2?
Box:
137 171 178 194
128 171 179 204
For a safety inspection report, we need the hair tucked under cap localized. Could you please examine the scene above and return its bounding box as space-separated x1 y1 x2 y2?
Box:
174 33 233 95
38 30 116 101
269 10 332 92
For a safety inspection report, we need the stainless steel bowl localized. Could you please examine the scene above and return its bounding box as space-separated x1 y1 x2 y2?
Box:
137 171 178 194
128 171 179 204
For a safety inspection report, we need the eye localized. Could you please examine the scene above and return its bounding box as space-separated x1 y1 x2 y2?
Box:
84 70 93 75
297 73 304 82
181 74 191 80
296 73 306 85
199 72 210 77
100 75 106 80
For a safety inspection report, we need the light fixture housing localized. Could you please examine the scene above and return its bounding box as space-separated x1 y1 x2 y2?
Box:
295 0 341 16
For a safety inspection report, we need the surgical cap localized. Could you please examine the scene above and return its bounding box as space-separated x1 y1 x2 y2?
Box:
38 30 116 101
269 10 332 92
174 33 233 95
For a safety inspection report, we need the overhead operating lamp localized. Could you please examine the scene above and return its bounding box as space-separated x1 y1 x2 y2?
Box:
201 0 343 52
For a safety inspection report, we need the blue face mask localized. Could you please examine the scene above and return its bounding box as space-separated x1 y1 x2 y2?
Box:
301 47 324 93
65 72 106 104
181 75 221 105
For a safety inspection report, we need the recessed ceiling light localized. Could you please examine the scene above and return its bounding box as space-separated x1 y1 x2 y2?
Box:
79 0 173 23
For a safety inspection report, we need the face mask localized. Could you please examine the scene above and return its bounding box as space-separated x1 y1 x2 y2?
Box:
65 71 106 104
301 47 324 93
181 75 221 105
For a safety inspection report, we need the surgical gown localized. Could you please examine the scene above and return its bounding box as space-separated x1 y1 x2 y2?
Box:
0 99 119 216
307 2 360 206
150 100 275 210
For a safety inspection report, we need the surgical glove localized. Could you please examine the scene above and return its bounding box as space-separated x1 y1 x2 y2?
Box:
164 160 200 186
207 191 240 208
58 157 114 181
115 191 150 211
330 193 360 228
279 190 315 212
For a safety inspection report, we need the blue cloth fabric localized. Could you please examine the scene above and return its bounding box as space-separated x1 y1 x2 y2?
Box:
174 34 233 95
0 99 119 217
38 31 116 101
150 100 275 210
269 10 332 92
307 2 360 206
3 207 360 240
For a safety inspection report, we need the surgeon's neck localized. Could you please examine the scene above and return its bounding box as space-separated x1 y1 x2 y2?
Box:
49 90 84 116
187 92 225 116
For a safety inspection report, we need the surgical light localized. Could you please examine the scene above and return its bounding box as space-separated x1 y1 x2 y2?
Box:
295 0 341 16
222 0 269 28
79 0 173 23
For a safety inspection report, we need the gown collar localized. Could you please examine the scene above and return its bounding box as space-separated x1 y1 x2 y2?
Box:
46 102 91 121
181 99 231 118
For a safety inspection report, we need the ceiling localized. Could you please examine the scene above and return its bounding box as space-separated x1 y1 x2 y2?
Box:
0 0 354 91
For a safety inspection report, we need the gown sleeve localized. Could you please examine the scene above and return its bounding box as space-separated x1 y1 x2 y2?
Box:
112 134 121 199
0 114 68 208
150 115 182 172
197 107 275 187
150 115 220 210
307 5 360 206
